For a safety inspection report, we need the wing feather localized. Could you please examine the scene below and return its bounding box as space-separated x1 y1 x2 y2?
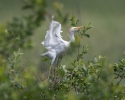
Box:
41 20 63 50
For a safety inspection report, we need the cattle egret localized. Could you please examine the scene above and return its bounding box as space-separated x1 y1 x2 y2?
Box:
41 19 83 65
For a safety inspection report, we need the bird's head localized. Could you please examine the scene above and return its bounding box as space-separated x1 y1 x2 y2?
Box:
69 26 83 33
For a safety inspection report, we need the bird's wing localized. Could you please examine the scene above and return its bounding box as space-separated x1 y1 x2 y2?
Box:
41 20 63 50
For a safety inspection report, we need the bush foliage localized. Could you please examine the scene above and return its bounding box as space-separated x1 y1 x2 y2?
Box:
0 0 125 100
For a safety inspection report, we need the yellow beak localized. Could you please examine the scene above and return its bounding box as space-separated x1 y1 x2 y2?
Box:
75 26 83 30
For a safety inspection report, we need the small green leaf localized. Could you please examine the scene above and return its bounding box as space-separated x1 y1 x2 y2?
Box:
22 5 33 9
83 34 90 38
41 57 49 61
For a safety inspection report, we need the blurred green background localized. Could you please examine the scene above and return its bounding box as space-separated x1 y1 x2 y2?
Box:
0 0 125 67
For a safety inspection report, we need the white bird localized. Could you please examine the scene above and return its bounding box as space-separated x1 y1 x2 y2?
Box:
41 19 83 65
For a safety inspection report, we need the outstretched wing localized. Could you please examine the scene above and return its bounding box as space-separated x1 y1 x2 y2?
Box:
41 20 63 50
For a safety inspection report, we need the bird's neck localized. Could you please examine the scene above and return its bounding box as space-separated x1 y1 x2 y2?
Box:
69 31 75 43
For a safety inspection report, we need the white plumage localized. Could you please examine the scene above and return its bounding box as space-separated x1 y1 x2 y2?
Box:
41 19 83 65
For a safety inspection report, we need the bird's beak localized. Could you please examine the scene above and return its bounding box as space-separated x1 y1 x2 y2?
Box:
75 26 83 30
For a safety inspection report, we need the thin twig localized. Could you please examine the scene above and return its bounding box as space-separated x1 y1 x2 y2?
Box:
78 41 80 54
96 70 102 82
33 72 41 82
17 66 24 74
117 73 124 85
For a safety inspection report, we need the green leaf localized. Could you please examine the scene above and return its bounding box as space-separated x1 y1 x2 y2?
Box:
41 57 49 61
22 5 33 9
83 34 90 38
86 26 93 30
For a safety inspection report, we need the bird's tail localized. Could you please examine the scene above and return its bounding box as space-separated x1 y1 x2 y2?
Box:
41 52 48 56
41 41 44 45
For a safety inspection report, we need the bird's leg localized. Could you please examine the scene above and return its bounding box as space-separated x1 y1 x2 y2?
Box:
51 56 56 65
53 67 58 87
48 56 56 78
54 58 58 85
54 57 59 79
55 57 59 67
48 64 52 79
56 55 63 67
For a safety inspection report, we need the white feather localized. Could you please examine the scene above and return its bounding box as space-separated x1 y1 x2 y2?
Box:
41 20 63 50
